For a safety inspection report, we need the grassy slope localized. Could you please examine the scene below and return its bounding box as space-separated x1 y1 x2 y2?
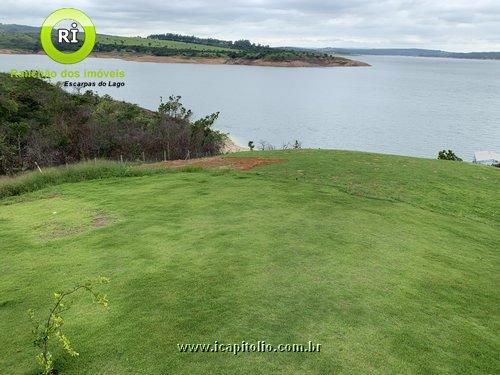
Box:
0 150 498 374
0 27 234 53
96 35 234 52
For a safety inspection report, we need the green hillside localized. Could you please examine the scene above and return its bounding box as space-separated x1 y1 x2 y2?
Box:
0 23 39 34
0 24 234 53
1 150 498 374
0 24 360 65
97 34 234 52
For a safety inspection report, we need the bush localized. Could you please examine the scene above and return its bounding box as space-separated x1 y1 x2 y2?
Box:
437 150 462 162
28 277 110 375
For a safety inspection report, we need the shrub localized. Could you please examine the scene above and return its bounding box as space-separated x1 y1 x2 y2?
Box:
28 277 110 375
438 150 462 161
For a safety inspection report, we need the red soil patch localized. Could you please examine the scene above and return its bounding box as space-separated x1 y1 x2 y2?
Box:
156 156 284 171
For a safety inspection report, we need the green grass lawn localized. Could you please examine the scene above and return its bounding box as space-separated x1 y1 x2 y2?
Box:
1 150 498 374
96 34 234 52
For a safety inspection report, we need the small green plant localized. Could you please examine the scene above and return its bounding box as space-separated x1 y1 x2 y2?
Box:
438 149 462 161
248 141 255 151
28 277 110 375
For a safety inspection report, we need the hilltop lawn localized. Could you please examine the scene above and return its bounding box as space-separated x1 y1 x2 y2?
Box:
96 35 235 52
0 150 498 374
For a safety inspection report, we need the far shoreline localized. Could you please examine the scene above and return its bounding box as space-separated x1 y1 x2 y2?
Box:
91 52 371 68
0 49 370 68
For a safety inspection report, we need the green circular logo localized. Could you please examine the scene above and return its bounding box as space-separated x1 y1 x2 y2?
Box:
40 8 96 64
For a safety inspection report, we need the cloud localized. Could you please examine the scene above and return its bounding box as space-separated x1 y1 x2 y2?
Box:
1 0 499 51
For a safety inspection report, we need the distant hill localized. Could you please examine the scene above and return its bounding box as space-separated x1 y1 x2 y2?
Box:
285 46 500 60
0 23 367 67
0 23 39 34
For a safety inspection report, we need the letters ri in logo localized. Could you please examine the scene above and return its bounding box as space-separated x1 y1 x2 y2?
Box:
58 23 80 44
40 8 96 64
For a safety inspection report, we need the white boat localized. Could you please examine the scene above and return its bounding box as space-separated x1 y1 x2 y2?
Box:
473 151 500 165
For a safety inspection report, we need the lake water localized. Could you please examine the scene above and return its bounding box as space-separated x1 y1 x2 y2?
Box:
1 54 499 160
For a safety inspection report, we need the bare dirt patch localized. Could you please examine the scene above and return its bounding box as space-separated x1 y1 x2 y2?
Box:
92 214 113 228
48 226 85 239
43 213 114 240
155 156 284 171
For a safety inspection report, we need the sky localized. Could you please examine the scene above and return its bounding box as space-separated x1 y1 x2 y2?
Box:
2 0 500 52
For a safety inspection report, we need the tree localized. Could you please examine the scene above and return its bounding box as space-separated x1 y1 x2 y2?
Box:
158 95 192 120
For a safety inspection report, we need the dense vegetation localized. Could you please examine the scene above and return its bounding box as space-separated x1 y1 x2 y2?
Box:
0 30 39 52
0 74 226 175
0 150 498 374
